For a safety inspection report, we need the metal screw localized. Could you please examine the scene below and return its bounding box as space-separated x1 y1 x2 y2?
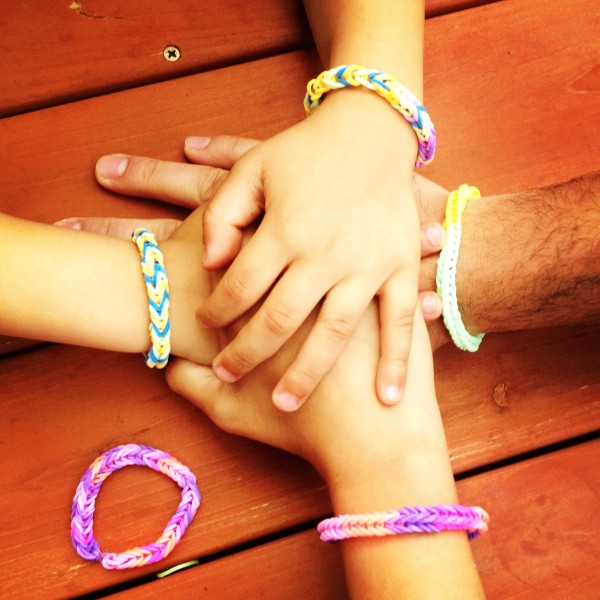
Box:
163 45 181 62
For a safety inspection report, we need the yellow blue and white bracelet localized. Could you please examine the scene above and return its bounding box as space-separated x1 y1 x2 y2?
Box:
304 65 436 168
131 228 171 368
435 185 485 352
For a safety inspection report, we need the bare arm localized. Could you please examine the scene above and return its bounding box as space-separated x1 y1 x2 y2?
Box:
0 211 218 364
168 311 485 600
303 0 424 92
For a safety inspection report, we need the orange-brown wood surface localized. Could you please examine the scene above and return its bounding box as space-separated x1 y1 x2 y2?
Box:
0 0 598 598
108 440 600 600
0 0 492 118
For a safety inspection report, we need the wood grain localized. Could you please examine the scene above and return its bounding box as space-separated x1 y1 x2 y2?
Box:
107 440 600 600
0 0 598 597
0 1 498 118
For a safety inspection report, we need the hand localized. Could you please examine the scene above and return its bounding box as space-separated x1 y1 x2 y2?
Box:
196 91 425 410
60 137 449 352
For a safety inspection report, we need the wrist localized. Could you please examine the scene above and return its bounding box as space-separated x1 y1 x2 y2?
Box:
326 445 458 516
313 84 419 172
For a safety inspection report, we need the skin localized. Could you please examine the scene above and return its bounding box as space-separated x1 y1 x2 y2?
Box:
90 136 600 349
196 0 428 411
0 190 484 600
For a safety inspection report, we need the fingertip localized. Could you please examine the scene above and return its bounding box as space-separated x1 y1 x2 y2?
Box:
272 389 304 412
96 154 129 182
54 218 82 230
420 222 446 256
212 360 239 384
380 384 404 405
185 136 212 152
420 292 442 321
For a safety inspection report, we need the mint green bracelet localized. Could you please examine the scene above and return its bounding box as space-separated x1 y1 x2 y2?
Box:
435 185 485 352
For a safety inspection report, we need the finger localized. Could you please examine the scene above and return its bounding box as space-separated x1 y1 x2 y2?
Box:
96 154 228 209
376 272 419 405
419 291 442 322
55 217 181 240
166 358 229 422
184 135 260 169
271 280 372 412
420 222 446 257
210 262 329 387
201 158 264 269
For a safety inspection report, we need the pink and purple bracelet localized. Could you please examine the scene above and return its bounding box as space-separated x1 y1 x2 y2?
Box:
318 504 489 542
71 444 200 570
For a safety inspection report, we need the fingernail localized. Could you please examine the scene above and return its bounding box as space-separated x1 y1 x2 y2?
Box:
273 390 301 412
382 385 403 405
55 218 81 230
97 155 128 179
425 224 442 249
212 362 238 383
421 294 440 317
185 136 211 150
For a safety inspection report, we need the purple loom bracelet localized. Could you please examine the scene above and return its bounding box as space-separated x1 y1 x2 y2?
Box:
71 444 201 570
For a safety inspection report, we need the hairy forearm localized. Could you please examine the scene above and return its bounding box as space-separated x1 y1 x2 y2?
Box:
459 173 600 334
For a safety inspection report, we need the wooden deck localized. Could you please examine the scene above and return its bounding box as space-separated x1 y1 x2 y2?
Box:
0 1 598 598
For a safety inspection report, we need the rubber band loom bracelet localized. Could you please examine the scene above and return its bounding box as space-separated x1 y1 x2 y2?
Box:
304 64 436 168
71 444 201 570
318 504 489 542
436 185 485 352
131 228 171 368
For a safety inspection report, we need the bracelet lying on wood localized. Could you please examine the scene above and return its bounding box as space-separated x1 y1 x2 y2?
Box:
71 444 201 570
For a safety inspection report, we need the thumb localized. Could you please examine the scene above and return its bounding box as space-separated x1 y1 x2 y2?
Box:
166 358 224 416
184 135 260 169
202 158 264 269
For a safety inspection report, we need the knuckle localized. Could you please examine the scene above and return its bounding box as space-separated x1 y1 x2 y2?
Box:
389 311 415 332
290 365 322 390
133 158 162 187
261 304 294 337
225 346 255 373
195 170 224 203
222 271 252 305
321 311 355 341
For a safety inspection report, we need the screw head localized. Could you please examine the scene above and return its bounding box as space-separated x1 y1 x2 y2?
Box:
163 45 181 62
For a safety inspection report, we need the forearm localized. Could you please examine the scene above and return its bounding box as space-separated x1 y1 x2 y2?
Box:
303 0 424 93
458 174 600 334
321 319 485 599
0 213 216 363
302 1 425 168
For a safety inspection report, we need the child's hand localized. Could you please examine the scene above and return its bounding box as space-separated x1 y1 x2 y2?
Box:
167 299 448 488
197 91 423 411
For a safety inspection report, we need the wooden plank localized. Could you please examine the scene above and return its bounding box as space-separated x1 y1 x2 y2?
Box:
435 326 600 470
0 0 598 597
0 0 484 118
0 0 312 118
422 0 600 193
0 346 328 599
0 330 596 597
0 0 597 227
108 439 600 599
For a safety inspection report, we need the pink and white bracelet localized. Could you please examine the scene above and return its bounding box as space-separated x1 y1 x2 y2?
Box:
318 504 489 542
